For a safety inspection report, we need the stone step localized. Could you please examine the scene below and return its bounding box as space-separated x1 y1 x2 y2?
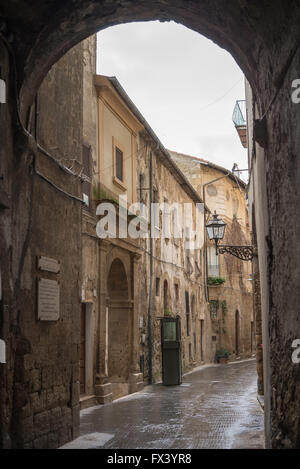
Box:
79 395 97 410
111 382 130 400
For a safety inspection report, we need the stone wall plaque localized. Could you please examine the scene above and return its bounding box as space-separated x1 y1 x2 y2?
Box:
38 256 60 273
38 278 60 321
0 339 5 363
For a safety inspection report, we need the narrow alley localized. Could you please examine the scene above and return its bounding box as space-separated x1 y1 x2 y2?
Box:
61 360 264 449
2 1 300 451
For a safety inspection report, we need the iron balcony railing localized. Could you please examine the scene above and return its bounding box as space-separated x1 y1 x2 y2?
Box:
232 100 246 127
232 100 247 148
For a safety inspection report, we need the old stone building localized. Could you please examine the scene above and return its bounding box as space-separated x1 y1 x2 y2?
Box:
0 39 88 447
81 73 215 403
169 151 253 361
1 0 300 450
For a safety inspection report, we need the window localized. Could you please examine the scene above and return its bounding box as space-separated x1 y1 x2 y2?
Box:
115 147 123 182
209 300 219 319
174 284 179 303
82 144 92 208
185 291 190 336
153 187 160 230
113 138 126 189
207 246 219 277
163 197 171 239
155 278 160 297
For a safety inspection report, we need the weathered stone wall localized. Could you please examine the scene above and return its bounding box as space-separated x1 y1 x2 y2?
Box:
0 40 85 448
0 39 16 449
81 35 99 401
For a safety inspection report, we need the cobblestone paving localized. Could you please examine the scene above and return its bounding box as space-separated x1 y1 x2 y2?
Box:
62 359 264 449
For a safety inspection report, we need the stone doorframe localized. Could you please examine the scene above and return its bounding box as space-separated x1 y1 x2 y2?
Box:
81 302 94 397
94 240 143 404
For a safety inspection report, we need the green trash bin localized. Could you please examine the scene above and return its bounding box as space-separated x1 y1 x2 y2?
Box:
160 316 182 386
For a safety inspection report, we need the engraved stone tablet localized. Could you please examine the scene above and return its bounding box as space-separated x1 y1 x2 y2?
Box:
38 256 60 273
0 339 5 363
38 278 60 321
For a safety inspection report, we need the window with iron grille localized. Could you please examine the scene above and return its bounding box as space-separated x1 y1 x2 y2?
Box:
209 300 219 319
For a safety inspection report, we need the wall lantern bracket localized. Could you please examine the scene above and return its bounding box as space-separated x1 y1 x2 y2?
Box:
206 211 253 262
218 244 254 261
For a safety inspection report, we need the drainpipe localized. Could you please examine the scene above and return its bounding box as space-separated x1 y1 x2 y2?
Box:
147 149 153 384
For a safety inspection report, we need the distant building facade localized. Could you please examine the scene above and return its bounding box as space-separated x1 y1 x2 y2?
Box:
169 151 254 360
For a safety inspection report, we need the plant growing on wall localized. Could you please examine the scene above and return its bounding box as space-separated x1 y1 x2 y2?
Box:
221 300 228 314
164 308 174 317
220 300 228 332
208 277 226 286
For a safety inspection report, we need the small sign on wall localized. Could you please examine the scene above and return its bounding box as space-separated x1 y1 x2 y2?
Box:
0 339 5 363
38 256 60 274
38 278 60 321
0 79 6 104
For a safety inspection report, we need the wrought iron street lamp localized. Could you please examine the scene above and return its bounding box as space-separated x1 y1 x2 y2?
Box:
206 211 254 261
206 211 226 255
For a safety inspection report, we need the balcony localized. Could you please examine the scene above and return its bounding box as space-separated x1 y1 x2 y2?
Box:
232 100 247 148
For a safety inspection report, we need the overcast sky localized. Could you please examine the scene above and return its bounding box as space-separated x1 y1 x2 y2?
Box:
96 21 248 176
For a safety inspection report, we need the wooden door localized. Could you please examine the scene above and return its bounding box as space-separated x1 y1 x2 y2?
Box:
80 304 86 395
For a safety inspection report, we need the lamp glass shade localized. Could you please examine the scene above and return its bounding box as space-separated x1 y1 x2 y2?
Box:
206 212 226 242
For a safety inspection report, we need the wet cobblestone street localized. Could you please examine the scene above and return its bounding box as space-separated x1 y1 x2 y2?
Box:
62 359 264 449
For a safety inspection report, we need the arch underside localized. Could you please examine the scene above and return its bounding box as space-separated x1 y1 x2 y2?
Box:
1 0 300 449
1 0 298 115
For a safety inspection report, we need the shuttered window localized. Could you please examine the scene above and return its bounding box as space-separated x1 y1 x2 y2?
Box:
115 147 123 182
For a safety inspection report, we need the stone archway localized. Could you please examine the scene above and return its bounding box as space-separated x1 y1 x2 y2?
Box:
1 0 300 449
107 258 131 398
2 0 293 118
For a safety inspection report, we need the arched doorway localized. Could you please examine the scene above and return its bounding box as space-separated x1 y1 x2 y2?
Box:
107 258 130 397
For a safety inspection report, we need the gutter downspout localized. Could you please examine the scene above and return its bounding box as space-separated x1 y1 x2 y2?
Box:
147 149 153 384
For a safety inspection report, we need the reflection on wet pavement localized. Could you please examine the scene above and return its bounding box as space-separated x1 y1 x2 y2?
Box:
65 359 264 449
